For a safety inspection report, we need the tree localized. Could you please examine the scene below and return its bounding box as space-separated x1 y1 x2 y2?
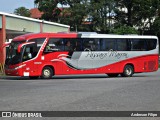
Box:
151 17 160 35
34 0 160 34
151 17 160 53
114 0 160 34
86 0 115 33
34 0 89 31
34 0 60 21
14 7 31 17
111 25 139 34
64 0 89 31
114 0 136 27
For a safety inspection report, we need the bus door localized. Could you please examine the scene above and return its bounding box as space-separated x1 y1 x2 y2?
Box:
21 38 46 76
22 43 37 76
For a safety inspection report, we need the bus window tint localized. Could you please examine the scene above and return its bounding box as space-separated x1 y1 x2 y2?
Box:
45 38 64 52
64 39 74 51
83 38 100 51
101 39 116 51
29 38 45 57
131 39 147 51
95 39 101 51
23 44 34 61
146 39 157 50
116 39 129 51
36 38 46 51
23 38 45 62
74 39 83 51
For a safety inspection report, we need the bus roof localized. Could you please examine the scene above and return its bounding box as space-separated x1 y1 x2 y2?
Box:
81 34 158 39
12 33 158 42
13 33 78 41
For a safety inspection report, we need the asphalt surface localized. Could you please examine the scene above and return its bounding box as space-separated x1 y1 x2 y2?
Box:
0 70 160 120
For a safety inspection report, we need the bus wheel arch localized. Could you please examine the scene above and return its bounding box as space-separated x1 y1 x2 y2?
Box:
121 64 134 77
41 65 55 79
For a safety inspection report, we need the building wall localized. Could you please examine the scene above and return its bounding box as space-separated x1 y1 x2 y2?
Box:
5 16 69 33
43 24 69 32
6 17 41 33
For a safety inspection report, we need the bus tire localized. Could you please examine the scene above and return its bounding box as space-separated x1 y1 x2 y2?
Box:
107 74 119 77
29 76 39 79
41 66 53 79
121 65 134 77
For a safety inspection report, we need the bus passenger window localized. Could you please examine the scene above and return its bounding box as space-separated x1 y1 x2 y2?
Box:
131 39 147 51
73 39 82 51
146 39 157 50
64 41 73 51
93 39 100 51
83 39 90 51
83 39 99 51
116 39 129 51
29 38 45 56
44 38 64 52
101 39 116 51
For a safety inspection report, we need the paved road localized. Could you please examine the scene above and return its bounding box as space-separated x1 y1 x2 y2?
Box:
0 70 160 120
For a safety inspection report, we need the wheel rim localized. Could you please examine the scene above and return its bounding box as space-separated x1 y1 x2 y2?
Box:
126 67 132 75
43 69 50 77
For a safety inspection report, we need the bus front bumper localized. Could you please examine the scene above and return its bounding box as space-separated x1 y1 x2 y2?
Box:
5 69 23 76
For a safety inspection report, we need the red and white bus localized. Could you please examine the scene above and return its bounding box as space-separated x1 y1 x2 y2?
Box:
4 33 159 79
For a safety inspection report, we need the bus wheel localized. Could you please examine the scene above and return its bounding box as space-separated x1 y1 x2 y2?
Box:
121 65 134 77
29 76 39 79
107 74 119 77
41 67 53 79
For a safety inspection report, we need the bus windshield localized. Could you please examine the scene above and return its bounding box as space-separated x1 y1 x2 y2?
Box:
5 41 25 65
5 38 46 65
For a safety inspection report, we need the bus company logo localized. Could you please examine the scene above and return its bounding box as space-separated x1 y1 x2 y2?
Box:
2 112 11 117
85 50 128 59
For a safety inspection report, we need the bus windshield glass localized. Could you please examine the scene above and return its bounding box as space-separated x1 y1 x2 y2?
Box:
5 41 25 65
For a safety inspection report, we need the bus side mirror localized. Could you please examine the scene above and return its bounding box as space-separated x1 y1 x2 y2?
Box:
0 42 11 51
17 42 35 53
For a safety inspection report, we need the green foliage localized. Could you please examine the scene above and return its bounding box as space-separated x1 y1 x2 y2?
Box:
151 17 160 53
115 0 159 31
34 0 88 31
151 17 160 36
34 0 60 21
111 26 139 35
62 1 89 32
14 7 31 17
89 0 115 33
34 0 160 34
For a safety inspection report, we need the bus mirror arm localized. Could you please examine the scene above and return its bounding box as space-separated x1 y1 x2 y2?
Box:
0 42 11 52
